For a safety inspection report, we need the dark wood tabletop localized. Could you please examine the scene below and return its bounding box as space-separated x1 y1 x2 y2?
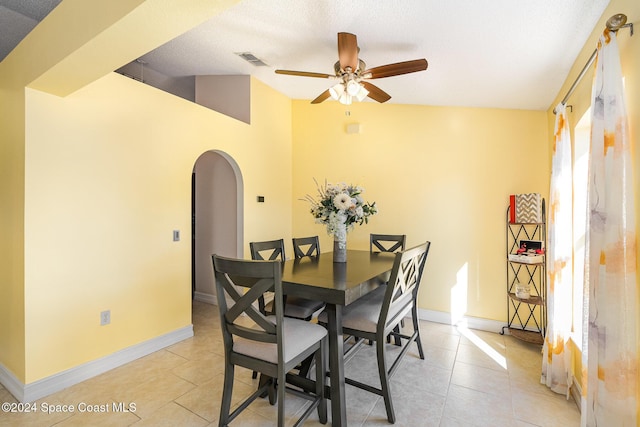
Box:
281 250 395 305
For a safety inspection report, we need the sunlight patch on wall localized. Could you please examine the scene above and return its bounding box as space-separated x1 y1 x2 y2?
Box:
451 263 468 325
451 262 507 369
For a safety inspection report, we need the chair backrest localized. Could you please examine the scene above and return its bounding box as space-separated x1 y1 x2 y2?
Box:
370 234 407 253
212 255 284 357
379 242 431 333
250 239 286 261
292 236 320 258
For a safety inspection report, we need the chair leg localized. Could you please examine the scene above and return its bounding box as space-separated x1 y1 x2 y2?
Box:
257 372 277 404
388 324 402 346
219 362 235 427
298 354 314 378
277 370 286 427
316 342 328 424
258 373 277 405
397 320 405 346
376 338 396 423
269 379 277 405
412 307 425 359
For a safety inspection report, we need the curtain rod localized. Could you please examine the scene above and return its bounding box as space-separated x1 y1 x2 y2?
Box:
554 13 634 114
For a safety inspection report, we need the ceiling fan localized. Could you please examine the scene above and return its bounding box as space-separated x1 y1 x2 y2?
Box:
275 32 428 105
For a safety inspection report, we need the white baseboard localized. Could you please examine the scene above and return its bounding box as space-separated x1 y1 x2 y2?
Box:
417 308 506 334
194 291 217 305
0 364 25 403
193 299 508 335
196 293 506 334
0 325 193 403
194 300 507 334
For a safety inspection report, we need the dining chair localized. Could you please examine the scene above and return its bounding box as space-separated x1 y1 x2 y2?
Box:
370 233 407 344
291 236 326 316
370 233 407 253
318 241 431 423
212 255 327 427
292 235 321 258
250 239 286 316
291 236 327 376
250 239 325 321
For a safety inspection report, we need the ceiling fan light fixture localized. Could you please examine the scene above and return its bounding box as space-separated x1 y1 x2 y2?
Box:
355 85 369 102
338 92 352 105
329 83 345 100
346 80 361 96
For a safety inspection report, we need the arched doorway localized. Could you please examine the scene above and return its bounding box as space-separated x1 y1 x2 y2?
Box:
192 150 243 304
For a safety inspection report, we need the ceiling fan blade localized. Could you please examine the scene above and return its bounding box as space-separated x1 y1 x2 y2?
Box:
364 59 428 79
361 81 391 103
275 69 334 79
311 89 332 104
337 32 358 71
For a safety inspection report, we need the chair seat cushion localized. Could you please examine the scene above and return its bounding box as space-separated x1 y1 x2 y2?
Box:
266 296 326 320
318 286 386 334
234 317 327 364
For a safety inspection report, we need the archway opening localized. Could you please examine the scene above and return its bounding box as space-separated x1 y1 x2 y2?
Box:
191 150 244 304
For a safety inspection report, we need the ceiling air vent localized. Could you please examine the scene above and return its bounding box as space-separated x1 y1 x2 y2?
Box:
235 52 269 67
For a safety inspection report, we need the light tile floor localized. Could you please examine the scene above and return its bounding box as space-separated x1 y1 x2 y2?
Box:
0 300 580 426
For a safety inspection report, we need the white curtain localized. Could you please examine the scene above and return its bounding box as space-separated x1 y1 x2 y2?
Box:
541 103 573 396
582 29 637 427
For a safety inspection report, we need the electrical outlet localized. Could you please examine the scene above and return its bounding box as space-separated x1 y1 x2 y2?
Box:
100 310 110 326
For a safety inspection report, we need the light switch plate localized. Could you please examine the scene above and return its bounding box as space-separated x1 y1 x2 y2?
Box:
100 310 110 326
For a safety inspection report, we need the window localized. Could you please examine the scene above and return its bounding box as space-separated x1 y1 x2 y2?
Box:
571 108 590 348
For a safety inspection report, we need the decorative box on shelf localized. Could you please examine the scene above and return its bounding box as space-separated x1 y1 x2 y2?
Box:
509 193 543 223
508 254 545 264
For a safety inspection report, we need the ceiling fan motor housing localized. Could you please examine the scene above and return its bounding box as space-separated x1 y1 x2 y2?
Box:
334 59 366 79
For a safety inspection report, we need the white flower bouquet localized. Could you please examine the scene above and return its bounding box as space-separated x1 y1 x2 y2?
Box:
303 179 377 242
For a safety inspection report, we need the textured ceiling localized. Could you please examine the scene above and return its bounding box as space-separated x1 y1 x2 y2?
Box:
0 0 61 62
1 0 612 110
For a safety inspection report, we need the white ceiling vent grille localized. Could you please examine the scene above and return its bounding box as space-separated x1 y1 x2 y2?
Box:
235 52 269 67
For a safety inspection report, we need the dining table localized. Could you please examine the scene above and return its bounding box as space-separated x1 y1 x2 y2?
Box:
280 249 396 426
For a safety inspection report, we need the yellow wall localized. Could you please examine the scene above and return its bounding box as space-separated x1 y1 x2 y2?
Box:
544 0 640 391
291 101 548 321
0 0 262 385
0 66 27 382
19 74 292 383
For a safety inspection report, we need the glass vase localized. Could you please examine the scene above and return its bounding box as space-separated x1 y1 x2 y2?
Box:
333 237 347 262
332 216 347 262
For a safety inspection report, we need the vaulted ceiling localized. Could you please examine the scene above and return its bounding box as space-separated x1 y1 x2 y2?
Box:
0 0 611 110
